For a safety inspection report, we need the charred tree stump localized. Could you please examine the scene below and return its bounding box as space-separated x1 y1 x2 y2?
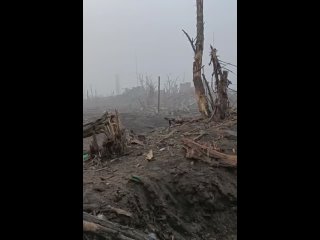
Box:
83 110 126 159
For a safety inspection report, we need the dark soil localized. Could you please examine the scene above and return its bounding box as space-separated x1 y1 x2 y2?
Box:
83 110 237 240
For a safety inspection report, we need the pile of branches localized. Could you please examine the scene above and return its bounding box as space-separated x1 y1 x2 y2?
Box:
83 110 126 159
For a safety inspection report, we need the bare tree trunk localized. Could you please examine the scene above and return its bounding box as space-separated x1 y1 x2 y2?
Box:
220 71 229 117
183 0 210 117
194 0 210 117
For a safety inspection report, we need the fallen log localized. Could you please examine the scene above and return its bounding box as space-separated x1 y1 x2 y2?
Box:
83 212 147 240
182 138 237 167
83 112 110 138
83 111 122 138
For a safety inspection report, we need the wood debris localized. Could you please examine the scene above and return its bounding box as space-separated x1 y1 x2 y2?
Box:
157 129 178 143
164 116 203 127
182 138 237 167
106 205 133 218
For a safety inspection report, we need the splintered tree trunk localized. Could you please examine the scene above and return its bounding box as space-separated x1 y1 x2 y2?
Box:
193 0 210 117
220 71 229 117
83 110 126 158
210 46 230 120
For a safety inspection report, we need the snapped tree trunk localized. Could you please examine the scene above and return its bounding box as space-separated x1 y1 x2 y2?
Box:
210 46 230 120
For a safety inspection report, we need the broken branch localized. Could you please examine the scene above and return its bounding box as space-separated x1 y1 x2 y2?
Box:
182 138 237 167
182 29 196 53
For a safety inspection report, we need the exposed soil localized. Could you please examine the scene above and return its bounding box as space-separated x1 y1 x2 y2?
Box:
83 110 237 240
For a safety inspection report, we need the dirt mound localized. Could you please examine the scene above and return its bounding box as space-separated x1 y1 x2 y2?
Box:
84 162 236 239
83 113 237 240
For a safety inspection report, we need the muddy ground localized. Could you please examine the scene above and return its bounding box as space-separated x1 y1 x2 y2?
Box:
83 109 237 240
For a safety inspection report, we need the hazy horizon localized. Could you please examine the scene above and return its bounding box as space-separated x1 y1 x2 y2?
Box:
84 0 237 96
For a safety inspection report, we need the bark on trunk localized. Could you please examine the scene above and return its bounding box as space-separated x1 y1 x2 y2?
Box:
193 0 210 117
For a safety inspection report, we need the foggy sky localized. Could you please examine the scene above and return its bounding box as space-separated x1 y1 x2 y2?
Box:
84 0 237 96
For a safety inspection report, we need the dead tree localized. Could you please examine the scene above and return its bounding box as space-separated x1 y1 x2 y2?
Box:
145 75 156 107
164 75 179 95
182 0 210 117
136 74 157 111
209 46 230 120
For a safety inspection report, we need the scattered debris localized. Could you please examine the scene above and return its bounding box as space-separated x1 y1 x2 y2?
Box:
147 233 159 240
83 152 90 161
164 116 203 127
97 213 106 220
164 117 184 126
157 129 178 143
145 149 154 161
192 130 207 141
129 175 143 184
130 138 145 146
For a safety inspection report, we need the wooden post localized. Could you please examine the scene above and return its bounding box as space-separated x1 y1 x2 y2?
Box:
157 76 160 113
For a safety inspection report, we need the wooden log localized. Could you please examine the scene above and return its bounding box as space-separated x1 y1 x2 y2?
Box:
83 212 147 240
182 138 237 167
83 112 111 138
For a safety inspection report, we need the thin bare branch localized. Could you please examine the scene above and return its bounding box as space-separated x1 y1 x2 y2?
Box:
182 29 196 53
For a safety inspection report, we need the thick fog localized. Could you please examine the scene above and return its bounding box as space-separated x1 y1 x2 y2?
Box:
84 0 237 96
